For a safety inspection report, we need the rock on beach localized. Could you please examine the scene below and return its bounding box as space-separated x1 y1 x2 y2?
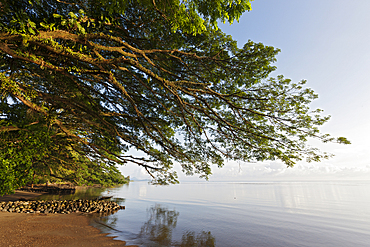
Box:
0 199 125 215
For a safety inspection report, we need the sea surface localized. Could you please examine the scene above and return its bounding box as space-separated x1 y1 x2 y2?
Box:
91 180 370 247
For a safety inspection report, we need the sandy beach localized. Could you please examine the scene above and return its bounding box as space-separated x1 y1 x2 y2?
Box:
0 191 138 247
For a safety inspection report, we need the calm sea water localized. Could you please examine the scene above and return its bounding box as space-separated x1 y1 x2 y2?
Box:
92 181 370 247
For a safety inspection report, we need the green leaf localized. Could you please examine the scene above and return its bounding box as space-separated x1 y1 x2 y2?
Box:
69 12 77 19
53 13 62 18
28 27 35 34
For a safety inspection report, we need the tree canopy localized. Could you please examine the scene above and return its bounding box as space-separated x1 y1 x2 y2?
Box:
0 0 349 194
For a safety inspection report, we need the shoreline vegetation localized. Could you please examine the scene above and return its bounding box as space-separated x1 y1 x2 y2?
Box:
0 185 136 247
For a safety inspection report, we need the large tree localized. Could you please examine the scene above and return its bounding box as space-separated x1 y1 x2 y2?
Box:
0 0 349 193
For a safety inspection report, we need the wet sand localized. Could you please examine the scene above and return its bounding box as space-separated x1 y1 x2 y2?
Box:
0 191 138 247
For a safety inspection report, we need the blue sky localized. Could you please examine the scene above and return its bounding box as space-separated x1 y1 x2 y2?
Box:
121 0 370 181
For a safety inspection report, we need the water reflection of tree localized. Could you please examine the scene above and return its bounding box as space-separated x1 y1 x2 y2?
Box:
177 231 215 247
138 205 179 246
35 186 107 201
35 186 127 204
138 204 215 247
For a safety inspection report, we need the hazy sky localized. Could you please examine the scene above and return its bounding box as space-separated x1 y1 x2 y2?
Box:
120 0 370 181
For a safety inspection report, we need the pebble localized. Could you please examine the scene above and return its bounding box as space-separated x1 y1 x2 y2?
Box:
0 199 125 215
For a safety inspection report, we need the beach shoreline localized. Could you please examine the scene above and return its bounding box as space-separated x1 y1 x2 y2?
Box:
0 190 137 247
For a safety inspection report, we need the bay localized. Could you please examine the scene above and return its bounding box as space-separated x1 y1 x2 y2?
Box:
93 180 370 246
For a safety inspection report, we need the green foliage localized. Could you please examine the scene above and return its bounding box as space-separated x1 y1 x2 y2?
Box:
0 0 252 35
0 103 128 196
0 0 349 194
